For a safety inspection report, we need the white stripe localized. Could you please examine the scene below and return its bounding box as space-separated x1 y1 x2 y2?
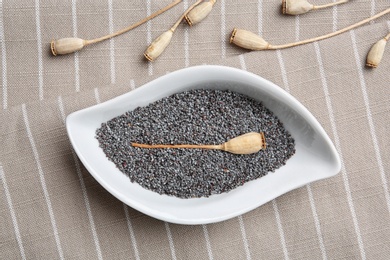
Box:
351 31 390 213
92 88 140 259
295 15 300 41
272 200 289 260
0 1 7 109
57 96 66 120
0 165 26 260
257 0 263 36
71 0 78 36
370 1 375 24
271 52 291 254
147 0 153 76
244 50 323 260
277 47 327 259
239 54 246 71
332 1 338 32
71 0 80 92
94 88 101 104
184 0 190 67
123 205 140 260
34 0 44 100
74 52 80 92
22 104 64 260
165 222 177 260
276 50 290 93
130 79 136 90
314 41 366 260
269 53 290 258
238 215 251 260
306 184 327 260
108 0 115 84
95 93 136 260
57 96 103 260
220 0 226 58
184 28 189 67
58 96 66 120
202 225 214 260
67 135 104 260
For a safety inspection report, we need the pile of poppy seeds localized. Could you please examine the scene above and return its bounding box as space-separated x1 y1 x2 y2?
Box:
96 89 295 198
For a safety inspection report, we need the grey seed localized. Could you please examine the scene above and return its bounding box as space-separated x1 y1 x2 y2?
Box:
96 89 295 199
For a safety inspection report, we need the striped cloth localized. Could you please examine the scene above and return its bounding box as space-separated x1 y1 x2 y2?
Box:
1 1 389 259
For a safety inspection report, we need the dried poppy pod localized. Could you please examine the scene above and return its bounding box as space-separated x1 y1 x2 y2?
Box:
230 8 390 51
184 0 216 26
144 30 174 61
144 0 202 61
221 132 266 154
282 0 348 15
366 33 390 68
51 38 86 56
132 132 266 155
230 28 270 50
50 0 182 56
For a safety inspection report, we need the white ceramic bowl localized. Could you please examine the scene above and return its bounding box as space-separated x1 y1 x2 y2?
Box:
66 65 340 225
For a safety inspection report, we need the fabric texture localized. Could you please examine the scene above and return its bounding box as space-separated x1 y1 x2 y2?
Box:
1 0 390 259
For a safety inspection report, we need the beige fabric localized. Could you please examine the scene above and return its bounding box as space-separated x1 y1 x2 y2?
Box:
1 0 390 259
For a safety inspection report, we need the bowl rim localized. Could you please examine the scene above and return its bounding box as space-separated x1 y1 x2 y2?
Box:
66 65 341 224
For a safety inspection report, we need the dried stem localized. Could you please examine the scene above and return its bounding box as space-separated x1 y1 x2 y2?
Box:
313 0 348 10
132 132 266 155
84 0 182 46
131 143 223 150
385 32 390 41
170 0 203 32
268 7 390 50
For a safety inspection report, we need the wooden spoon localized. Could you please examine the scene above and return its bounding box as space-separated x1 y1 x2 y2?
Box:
131 132 266 154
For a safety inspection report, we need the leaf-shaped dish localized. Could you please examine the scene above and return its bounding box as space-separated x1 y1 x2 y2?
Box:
66 65 340 225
